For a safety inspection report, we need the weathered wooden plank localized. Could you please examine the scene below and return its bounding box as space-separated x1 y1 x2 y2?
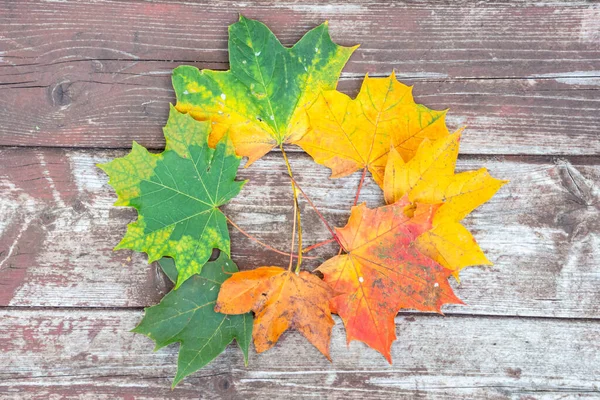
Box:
1 147 599 318
0 309 598 399
2 70 599 154
1 1 599 153
3 0 599 77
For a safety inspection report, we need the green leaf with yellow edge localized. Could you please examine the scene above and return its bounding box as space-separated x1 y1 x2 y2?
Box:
98 106 246 287
173 15 357 166
383 132 508 278
133 253 253 388
295 73 450 187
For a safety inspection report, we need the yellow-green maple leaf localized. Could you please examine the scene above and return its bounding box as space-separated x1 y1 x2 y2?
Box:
98 106 245 287
173 16 357 165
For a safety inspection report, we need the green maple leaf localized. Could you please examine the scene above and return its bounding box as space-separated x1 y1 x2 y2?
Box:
173 15 357 165
98 106 246 287
133 253 253 387
158 255 180 284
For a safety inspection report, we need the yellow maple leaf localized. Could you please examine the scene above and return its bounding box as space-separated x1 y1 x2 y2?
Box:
383 132 508 278
295 73 450 186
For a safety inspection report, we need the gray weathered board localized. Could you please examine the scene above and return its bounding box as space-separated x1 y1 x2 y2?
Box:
0 0 599 398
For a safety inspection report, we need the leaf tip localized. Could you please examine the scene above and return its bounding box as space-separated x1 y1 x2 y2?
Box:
173 277 184 290
96 162 108 174
451 270 461 282
454 126 467 136
241 156 254 169
384 352 393 364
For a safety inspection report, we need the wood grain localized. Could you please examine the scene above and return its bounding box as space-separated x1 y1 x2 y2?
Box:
1 1 599 153
1 309 598 399
1 147 599 318
2 1 600 397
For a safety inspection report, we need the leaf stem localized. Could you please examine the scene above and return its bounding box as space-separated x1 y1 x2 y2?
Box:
225 214 316 260
303 237 337 253
288 191 298 271
280 144 303 273
354 167 367 206
286 174 346 252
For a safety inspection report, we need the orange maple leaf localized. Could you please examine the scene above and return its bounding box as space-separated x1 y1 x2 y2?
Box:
215 267 335 359
317 197 463 361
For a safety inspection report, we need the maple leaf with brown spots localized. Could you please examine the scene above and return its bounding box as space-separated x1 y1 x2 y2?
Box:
317 197 463 361
215 266 336 359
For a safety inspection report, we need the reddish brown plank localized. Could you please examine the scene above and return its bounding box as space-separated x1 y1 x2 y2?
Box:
1 70 599 154
0 1 599 153
0 310 599 399
2 1 599 77
1 147 599 318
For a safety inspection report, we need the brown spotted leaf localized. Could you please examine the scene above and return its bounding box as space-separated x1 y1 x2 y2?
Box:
317 197 463 361
215 267 335 359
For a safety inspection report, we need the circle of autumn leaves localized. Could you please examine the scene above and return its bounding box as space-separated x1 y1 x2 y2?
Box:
99 16 507 386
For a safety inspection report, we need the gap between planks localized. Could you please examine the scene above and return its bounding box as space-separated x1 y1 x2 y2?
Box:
1 306 600 323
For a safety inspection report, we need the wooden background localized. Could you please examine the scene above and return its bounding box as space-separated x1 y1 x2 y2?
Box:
1 0 599 398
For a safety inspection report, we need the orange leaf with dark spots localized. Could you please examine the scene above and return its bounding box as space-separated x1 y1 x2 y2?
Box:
215 267 335 359
317 197 463 361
